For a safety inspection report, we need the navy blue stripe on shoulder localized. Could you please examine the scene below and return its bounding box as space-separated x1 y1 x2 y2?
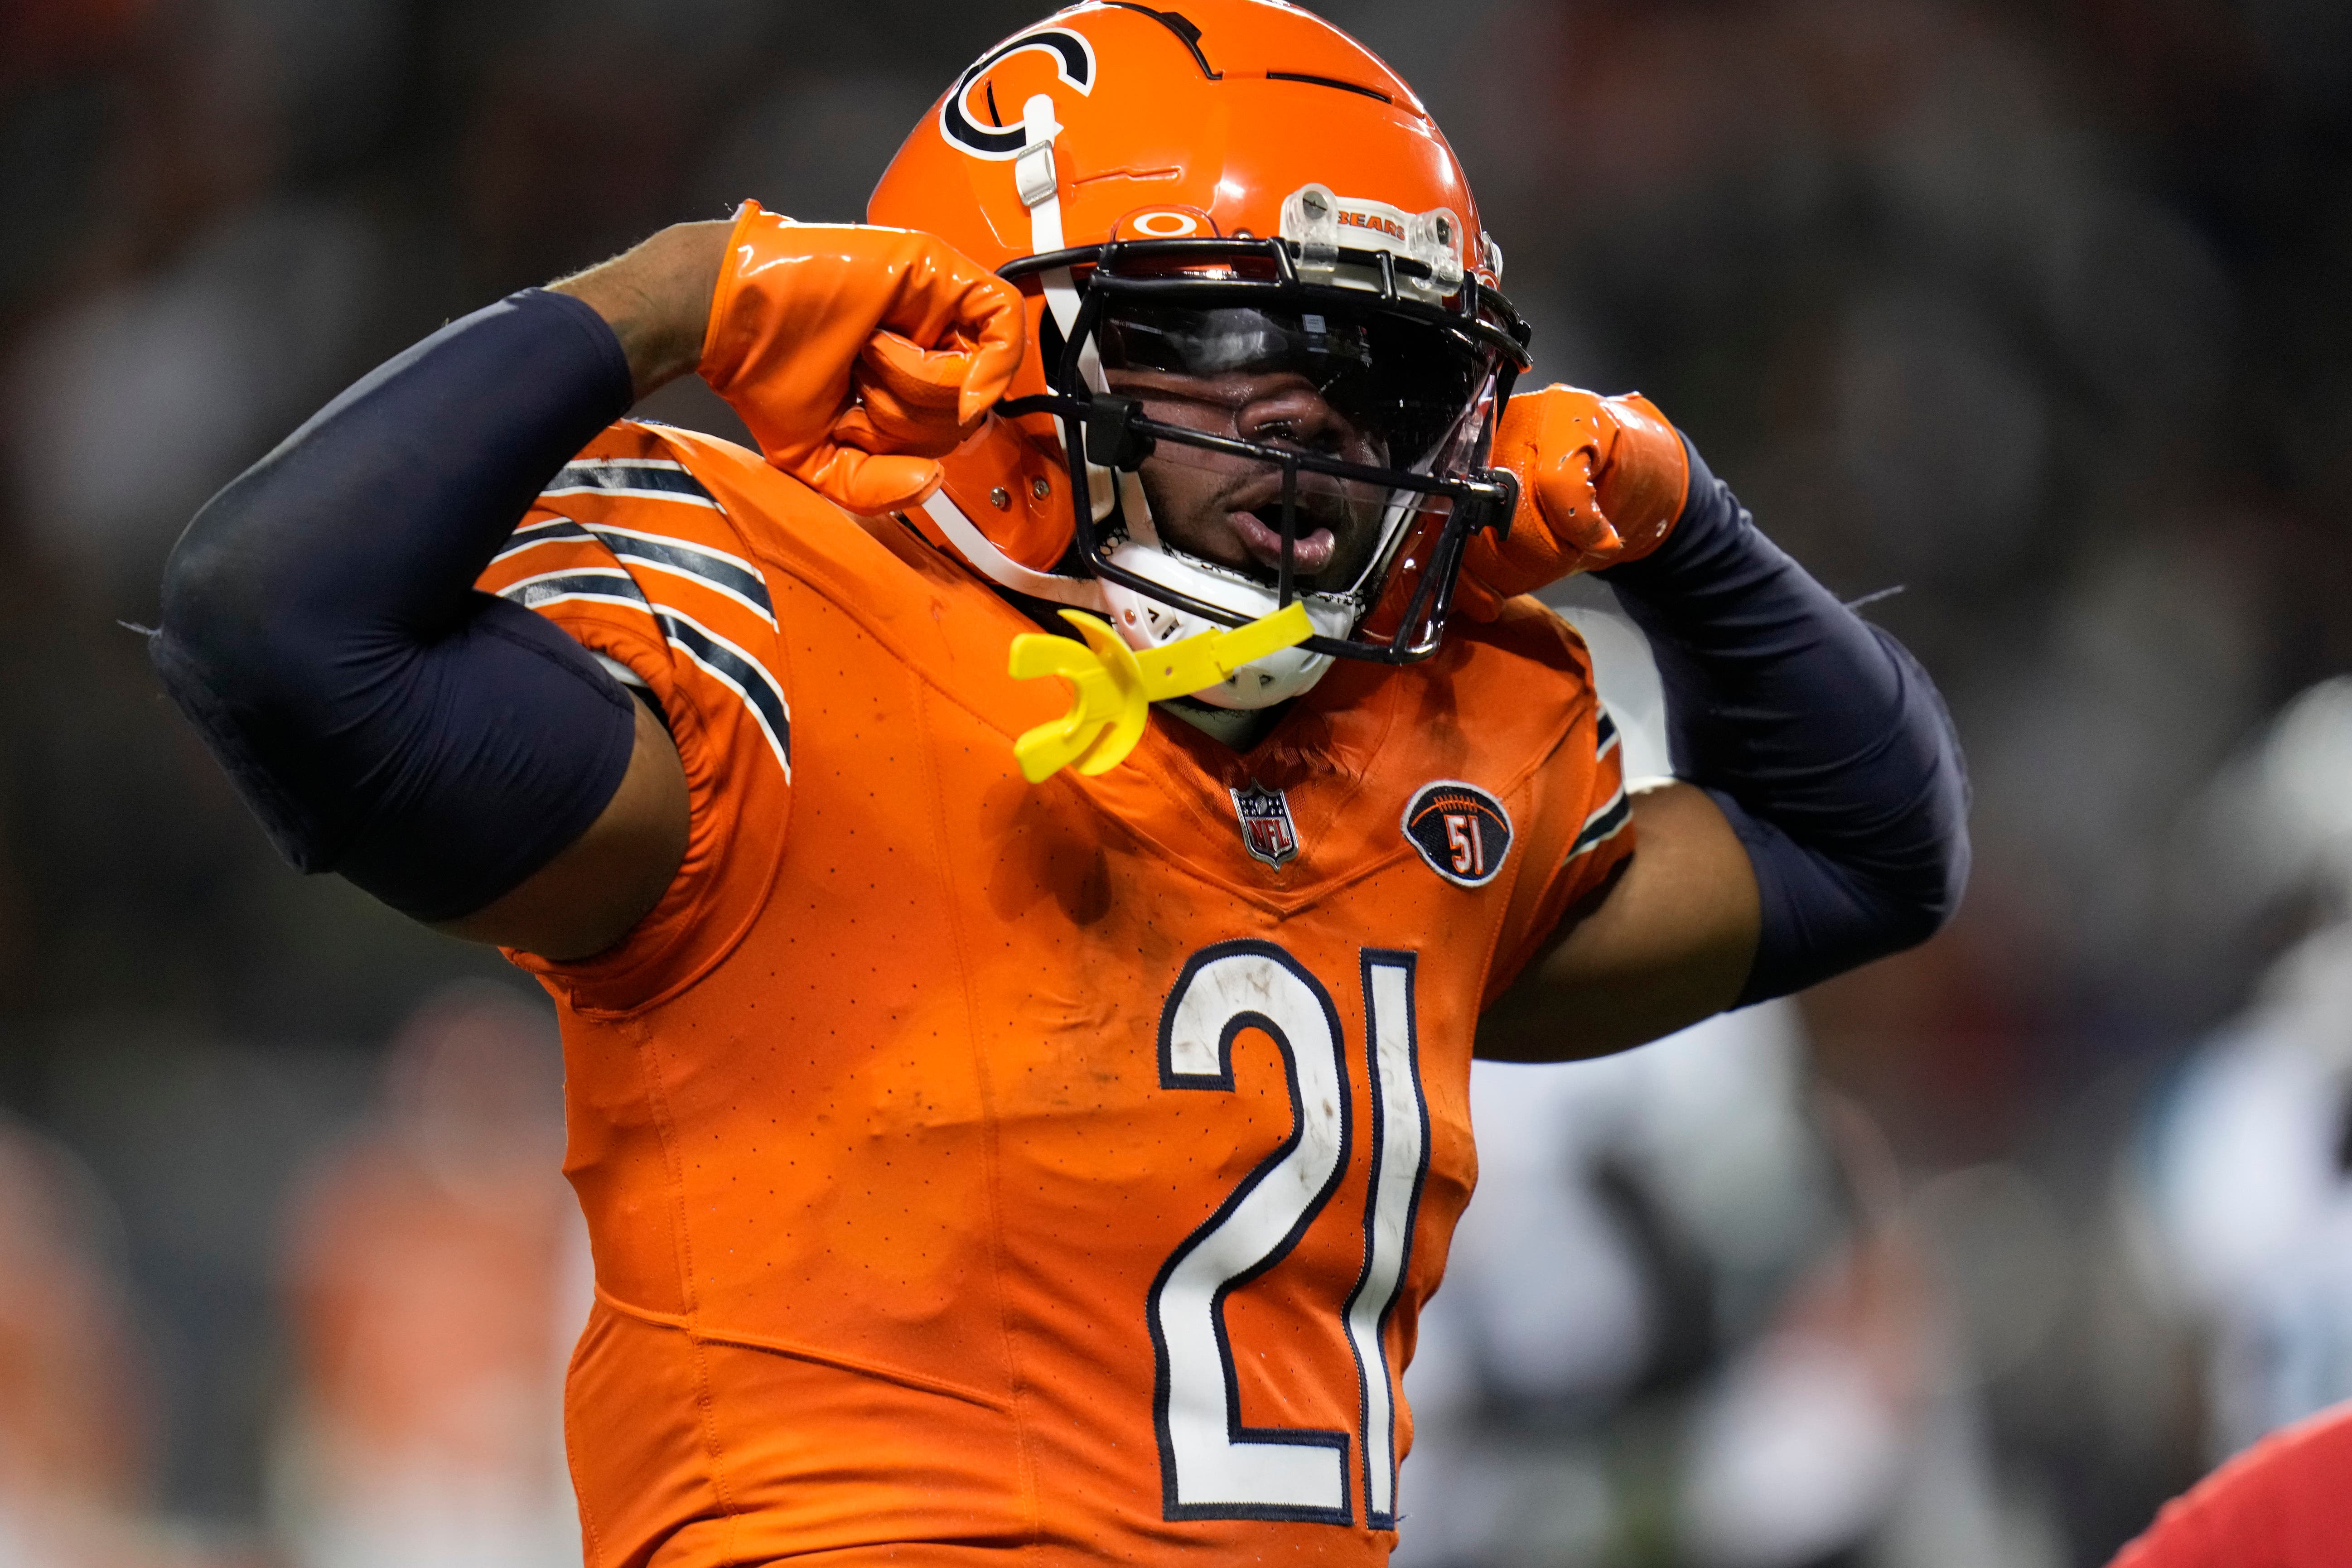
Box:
543 458 718 507
498 567 653 613
582 525 773 624
656 608 791 778
493 516 596 565
499 563 789 779
1567 787 1632 861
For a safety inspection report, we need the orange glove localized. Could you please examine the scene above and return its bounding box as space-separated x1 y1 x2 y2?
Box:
699 200 1026 515
1455 386 1691 621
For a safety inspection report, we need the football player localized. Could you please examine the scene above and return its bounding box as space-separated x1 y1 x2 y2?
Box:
149 3 1968 1563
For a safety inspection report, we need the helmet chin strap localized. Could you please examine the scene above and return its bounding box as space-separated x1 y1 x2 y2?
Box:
930 106 1190 627
1015 95 1071 323
1016 93 1117 526
920 489 1105 611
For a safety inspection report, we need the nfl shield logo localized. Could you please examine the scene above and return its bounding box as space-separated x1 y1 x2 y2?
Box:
1229 781 1299 867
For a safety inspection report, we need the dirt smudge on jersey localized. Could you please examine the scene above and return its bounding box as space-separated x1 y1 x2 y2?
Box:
980 777 1116 928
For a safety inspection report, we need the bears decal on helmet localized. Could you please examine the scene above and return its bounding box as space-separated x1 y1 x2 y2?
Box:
938 28 1096 160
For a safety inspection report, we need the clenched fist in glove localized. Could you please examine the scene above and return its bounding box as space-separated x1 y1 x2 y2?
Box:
1455 386 1692 621
700 201 1026 516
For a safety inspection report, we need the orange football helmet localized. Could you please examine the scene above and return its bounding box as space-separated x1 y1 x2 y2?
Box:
868 0 1531 707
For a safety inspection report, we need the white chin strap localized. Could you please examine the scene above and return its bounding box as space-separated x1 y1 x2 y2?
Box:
1017 94 1116 526
1101 543 1350 709
919 490 1104 611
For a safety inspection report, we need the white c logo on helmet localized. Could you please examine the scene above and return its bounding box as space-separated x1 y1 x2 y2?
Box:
941 28 1097 159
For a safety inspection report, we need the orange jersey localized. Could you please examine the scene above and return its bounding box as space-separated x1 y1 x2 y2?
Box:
475 421 1634 1567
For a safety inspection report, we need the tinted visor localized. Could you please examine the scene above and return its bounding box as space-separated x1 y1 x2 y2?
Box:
1096 300 1493 473
1094 299 1499 597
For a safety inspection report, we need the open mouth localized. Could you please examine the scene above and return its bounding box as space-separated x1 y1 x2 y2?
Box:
1228 507 1338 575
1214 471 1362 579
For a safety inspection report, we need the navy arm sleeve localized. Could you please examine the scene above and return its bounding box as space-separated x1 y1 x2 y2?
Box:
151 289 641 923
1597 441 1971 1005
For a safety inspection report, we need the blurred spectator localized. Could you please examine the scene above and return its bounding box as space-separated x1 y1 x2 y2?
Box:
1396 1005 2066 1568
0 1120 147 1516
1395 1001 1830 1567
269 983 586 1568
0 1114 243 1566
2136 679 2352 1461
8 199 386 590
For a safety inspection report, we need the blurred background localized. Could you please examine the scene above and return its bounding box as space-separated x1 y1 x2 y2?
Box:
2 0 2351 1562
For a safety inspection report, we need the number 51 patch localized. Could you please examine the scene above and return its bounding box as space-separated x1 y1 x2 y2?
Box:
1401 780 1513 888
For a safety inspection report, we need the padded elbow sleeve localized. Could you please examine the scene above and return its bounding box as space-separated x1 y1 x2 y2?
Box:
1695 630 1968 1004
152 289 640 922
1600 442 1971 1004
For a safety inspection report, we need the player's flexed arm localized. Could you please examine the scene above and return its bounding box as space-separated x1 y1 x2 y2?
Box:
1472 388 1970 1060
152 215 1023 958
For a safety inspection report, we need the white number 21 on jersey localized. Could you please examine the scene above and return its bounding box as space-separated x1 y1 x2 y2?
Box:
1147 939 1430 1528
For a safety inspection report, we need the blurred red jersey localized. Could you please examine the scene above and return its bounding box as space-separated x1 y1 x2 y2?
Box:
2109 1401 2352 1568
476 420 1634 1567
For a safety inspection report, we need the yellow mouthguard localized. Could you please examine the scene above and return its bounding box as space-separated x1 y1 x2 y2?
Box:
1008 602 1316 783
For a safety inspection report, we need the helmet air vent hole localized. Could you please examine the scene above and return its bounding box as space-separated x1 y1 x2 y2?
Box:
1264 71 1393 105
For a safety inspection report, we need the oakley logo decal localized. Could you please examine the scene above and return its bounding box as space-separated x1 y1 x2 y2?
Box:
1129 209 1203 237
